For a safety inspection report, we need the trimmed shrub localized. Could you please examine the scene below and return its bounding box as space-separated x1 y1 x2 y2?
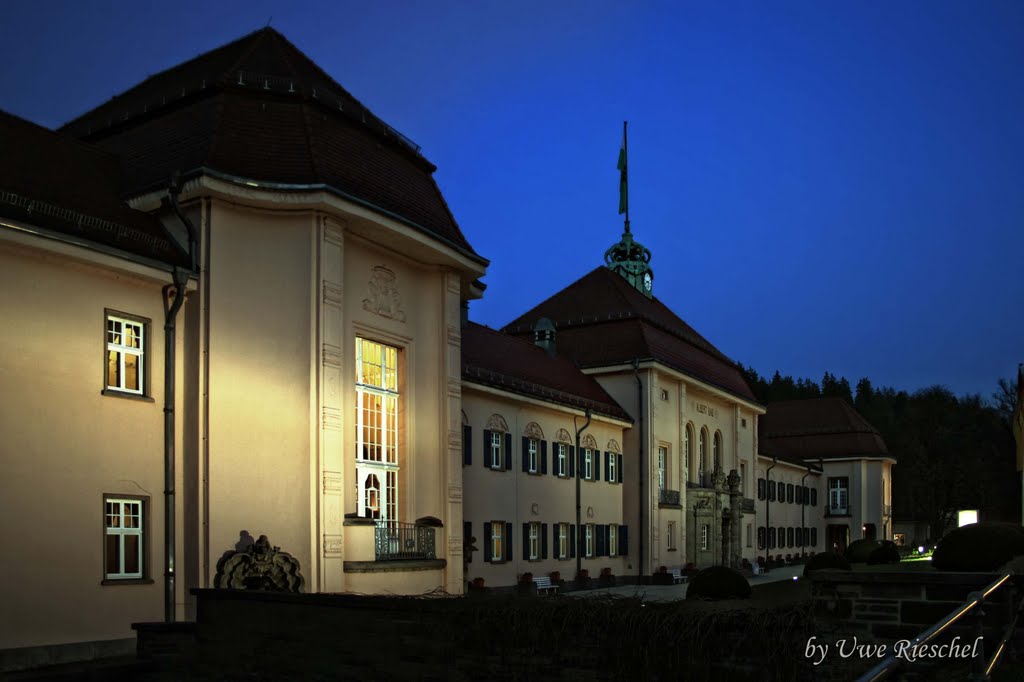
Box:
685 565 751 600
932 523 1024 572
803 552 850 576
867 544 901 565
845 539 881 564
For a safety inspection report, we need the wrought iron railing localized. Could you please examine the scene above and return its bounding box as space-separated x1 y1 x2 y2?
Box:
826 505 848 517
374 522 436 561
855 573 1015 681
659 489 681 506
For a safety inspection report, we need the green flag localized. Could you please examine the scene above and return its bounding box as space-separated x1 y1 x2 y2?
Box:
617 131 628 215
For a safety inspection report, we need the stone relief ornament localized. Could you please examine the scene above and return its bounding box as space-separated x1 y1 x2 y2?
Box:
606 439 621 454
362 266 406 322
214 534 305 593
582 434 598 450
486 413 510 433
523 422 545 440
554 428 572 443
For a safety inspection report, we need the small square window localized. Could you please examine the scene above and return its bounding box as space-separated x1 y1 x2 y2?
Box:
660 389 669 401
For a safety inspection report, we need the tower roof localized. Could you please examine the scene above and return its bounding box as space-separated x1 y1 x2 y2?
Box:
59 28 484 264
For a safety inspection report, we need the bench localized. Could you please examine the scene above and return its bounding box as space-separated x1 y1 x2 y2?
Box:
668 568 687 584
533 576 559 595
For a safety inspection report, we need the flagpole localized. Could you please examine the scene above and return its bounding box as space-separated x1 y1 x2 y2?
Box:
623 120 630 233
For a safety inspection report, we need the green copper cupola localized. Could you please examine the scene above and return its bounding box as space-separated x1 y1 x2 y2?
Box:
605 120 654 297
604 226 654 297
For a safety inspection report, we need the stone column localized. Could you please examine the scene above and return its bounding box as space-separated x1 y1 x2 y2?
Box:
728 469 742 568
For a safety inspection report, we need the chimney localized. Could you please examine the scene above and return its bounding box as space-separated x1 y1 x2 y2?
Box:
532 317 556 358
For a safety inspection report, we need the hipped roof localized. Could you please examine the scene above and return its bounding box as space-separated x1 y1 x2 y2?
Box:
503 267 758 403
462 322 632 423
59 28 483 264
0 109 189 267
759 397 893 461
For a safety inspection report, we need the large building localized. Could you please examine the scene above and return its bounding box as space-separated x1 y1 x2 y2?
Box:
0 27 892 671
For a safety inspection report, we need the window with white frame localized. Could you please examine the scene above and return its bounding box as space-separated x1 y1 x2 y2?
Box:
685 424 695 483
699 430 708 482
490 431 505 470
106 314 145 394
583 448 593 480
356 338 400 524
105 497 144 579
608 451 617 482
491 521 504 561
585 524 595 557
667 521 676 550
527 438 539 473
657 446 667 490
701 523 709 551
555 443 568 477
558 523 569 559
528 522 540 560
828 477 849 515
713 431 722 470
609 524 619 556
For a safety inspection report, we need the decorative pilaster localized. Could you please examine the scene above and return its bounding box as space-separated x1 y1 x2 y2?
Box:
319 216 346 592
443 271 464 593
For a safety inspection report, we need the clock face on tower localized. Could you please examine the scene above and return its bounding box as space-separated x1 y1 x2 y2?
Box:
643 273 652 291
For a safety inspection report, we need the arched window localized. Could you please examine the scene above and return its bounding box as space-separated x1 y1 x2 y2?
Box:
699 428 708 485
713 431 723 471
685 423 695 484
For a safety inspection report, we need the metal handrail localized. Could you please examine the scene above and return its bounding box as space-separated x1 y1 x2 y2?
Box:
855 573 1013 682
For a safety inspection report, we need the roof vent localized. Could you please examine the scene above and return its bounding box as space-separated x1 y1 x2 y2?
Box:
533 318 557 358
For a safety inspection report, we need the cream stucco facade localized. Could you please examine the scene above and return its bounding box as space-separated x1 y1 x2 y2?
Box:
585 364 765 573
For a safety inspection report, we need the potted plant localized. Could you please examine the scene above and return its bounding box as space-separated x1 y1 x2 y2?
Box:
575 568 591 590
469 577 486 593
549 570 564 590
652 565 673 585
598 566 615 587
517 571 536 595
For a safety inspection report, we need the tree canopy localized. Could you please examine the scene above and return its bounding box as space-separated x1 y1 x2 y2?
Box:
740 365 1019 538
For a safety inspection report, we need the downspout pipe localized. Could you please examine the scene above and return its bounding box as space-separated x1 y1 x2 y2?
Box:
574 409 592 580
801 465 812 556
765 456 778 559
161 174 197 623
633 360 644 581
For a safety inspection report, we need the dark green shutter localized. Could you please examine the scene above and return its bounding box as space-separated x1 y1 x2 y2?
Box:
483 522 492 562
541 441 548 474
522 437 530 472
505 522 513 561
568 446 575 477
464 521 472 561
504 433 513 470
570 524 576 558
541 523 548 559
617 454 623 483
523 523 530 559
463 425 472 465
620 526 628 555
482 430 492 468
604 452 610 481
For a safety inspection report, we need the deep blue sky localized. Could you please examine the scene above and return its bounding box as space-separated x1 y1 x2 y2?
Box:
4 1 1022 399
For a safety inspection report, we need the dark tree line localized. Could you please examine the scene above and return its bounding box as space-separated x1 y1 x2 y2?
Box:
739 366 1020 538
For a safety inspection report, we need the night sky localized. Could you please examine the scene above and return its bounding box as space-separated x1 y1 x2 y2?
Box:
4 1 1022 399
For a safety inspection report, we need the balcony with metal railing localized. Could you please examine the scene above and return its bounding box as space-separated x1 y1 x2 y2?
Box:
374 521 436 561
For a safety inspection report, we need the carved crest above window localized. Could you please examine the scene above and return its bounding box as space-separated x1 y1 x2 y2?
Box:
606 439 622 454
554 428 572 444
523 422 544 440
582 434 598 450
362 266 406 323
486 414 509 433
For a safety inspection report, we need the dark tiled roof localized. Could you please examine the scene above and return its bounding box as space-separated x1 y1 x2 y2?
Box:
759 398 893 461
462 322 632 423
59 28 482 263
502 267 758 403
0 109 189 267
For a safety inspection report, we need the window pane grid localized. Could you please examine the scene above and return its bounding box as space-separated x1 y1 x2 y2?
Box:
105 498 143 579
106 316 144 394
356 338 400 525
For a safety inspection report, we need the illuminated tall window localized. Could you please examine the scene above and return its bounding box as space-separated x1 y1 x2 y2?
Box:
356 338 399 525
